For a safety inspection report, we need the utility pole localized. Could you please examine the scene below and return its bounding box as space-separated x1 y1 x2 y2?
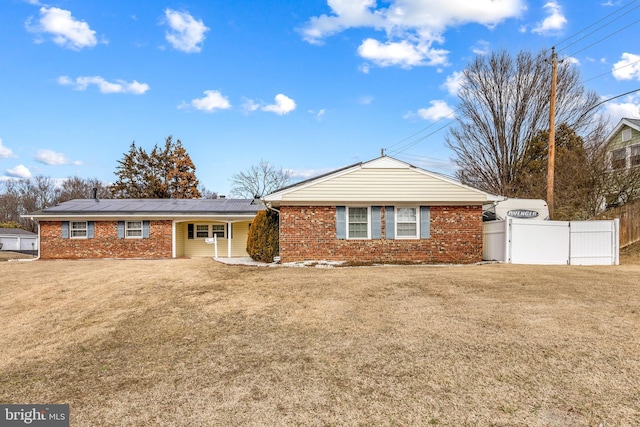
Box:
547 47 558 218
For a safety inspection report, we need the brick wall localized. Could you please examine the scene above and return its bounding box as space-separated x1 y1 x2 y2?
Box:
279 205 483 264
39 220 173 259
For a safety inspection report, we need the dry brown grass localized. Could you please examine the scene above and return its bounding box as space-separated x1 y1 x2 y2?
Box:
1 254 639 426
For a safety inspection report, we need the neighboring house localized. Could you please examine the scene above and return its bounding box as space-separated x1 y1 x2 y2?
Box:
25 198 263 260
606 118 640 171
0 228 38 253
604 118 640 207
263 156 501 264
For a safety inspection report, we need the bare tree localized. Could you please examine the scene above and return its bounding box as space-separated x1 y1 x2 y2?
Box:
446 49 600 196
0 176 60 232
229 160 291 198
59 176 112 201
198 185 218 199
0 176 112 231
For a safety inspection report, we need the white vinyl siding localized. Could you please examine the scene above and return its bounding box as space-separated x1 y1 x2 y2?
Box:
279 168 488 203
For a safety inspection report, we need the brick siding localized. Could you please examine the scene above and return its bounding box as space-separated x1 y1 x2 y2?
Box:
39 220 173 259
279 205 483 264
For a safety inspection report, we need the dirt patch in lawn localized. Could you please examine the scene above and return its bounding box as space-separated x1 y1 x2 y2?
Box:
1 258 639 426
0 251 35 261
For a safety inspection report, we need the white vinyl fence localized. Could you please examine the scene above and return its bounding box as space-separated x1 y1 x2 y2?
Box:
483 218 619 265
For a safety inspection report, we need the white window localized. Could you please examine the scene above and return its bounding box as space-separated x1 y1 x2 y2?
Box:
622 128 632 142
396 207 418 238
126 221 143 238
70 221 87 238
612 148 627 170
347 207 369 239
211 224 225 238
196 224 209 238
192 223 226 239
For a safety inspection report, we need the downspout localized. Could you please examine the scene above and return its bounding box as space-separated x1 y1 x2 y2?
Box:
13 220 41 262
264 201 280 214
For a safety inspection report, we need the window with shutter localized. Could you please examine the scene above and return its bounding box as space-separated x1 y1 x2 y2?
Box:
347 207 369 239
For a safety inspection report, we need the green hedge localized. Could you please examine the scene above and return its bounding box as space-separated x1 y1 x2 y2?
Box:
246 210 279 262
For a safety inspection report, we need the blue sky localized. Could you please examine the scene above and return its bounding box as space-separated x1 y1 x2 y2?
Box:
2 0 640 195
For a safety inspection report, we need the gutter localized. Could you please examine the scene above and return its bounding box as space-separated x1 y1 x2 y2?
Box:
11 221 40 262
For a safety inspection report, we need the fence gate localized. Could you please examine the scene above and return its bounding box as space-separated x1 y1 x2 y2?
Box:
509 220 570 264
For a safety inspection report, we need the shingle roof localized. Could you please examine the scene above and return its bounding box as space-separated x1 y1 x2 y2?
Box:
29 198 264 216
0 228 37 236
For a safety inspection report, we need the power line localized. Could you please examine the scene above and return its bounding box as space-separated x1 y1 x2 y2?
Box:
566 16 640 58
582 57 640 85
385 107 459 152
555 0 640 54
385 1 640 160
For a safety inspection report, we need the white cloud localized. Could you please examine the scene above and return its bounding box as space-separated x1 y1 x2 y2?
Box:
357 38 448 68
471 40 490 56
6 165 32 179
300 0 525 69
442 71 464 96
181 90 231 112
241 98 261 113
58 76 150 94
612 53 640 81
308 109 326 120
35 149 82 166
164 9 209 53
0 138 14 159
532 1 567 35
406 100 455 121
262 94 297 115
26 7 97 50
601 95 640 124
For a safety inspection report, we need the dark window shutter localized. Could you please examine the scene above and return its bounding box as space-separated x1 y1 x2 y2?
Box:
420 206 431 239
87 221 95 239
117 221 125 239
336 206 346 239
371 206 382 239
187 223 194 239
385 206 395 239
142 221 150 238
61 221 69 239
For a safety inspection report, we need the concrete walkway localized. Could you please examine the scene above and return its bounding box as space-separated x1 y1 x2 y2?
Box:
214 257 272 266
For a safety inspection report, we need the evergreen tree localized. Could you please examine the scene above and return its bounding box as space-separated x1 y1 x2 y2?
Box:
111 137 201 198
246 210 279 262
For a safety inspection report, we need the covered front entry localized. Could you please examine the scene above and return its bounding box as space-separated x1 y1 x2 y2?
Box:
173 220 252 258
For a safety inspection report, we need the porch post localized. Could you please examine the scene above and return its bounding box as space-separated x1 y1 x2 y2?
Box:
227 221 232 257
172 220 176 258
